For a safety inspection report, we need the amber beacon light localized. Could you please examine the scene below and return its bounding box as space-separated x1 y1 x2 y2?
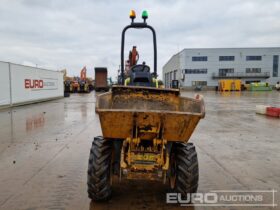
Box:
129 10 136 21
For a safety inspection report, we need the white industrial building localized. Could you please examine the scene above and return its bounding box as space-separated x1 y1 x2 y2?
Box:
162 47 280 89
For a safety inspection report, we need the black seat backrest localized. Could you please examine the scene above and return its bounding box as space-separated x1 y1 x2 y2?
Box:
131 64 150 73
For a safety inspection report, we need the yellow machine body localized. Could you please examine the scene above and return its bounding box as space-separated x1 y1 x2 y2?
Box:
96 86 205 181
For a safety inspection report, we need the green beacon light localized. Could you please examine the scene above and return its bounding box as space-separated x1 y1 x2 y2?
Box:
142 10 148 22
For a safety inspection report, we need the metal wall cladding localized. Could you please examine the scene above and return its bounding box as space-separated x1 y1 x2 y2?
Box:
0 61 64 107
0 62 11 106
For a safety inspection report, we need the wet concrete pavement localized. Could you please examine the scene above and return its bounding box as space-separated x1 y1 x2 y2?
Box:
0 91 279 210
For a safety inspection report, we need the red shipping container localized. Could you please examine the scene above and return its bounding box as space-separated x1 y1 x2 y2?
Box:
266 107 280 118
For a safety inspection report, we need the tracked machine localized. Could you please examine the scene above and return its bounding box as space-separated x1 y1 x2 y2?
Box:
87 10 205 201
78 66 90 93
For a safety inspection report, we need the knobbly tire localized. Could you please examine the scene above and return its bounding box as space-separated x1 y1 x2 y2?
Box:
87 136 113 201
170 142 199 197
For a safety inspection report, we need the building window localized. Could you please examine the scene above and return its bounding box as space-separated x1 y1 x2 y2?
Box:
174 70 177 80
192 56 207 61
166 72 171 88
219 68 234 76
192 81 207 86
246 56 262 61
185 69 208 74
246 68 261 73
165 73 168 86
273 55 279 77
219 56 235 61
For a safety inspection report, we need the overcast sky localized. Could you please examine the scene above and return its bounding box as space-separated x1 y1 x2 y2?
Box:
0 0 280 80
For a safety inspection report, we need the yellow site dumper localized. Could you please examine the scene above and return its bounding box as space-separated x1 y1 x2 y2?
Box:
87 10 205 201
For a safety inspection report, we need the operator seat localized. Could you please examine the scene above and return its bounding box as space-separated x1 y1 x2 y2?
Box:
129 64 152 87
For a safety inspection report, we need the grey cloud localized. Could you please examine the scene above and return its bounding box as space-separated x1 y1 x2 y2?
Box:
0 0 280 79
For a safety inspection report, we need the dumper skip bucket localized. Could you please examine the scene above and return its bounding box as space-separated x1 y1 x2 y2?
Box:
96 86 205 142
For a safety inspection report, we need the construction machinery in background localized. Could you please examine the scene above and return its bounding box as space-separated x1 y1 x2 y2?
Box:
70 77 80 93
62 67 94 94
122 42 165 88
61 69 71 97
124 46 139 77
87 10 205 201
87 77 95 92
78 66 90 93
61 69 73 95
94 67 110 92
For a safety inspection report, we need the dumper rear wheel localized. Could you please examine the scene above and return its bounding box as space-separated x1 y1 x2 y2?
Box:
87 136 112 201
170 142 199 196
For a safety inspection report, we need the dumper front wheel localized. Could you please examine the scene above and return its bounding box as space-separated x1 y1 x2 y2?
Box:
87 136 112 201
170 142 199 196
